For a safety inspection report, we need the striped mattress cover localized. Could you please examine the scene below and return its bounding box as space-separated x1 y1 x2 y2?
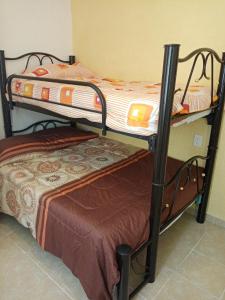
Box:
11 62 214 136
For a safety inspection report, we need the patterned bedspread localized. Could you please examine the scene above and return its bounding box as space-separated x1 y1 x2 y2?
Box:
0 134 140 238
11 62 214 136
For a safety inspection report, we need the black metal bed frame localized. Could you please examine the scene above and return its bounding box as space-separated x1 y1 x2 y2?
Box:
0 45 225 300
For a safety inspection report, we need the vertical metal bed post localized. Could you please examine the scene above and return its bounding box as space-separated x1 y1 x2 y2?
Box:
0 50 12 137
147 44 180 282
116 44 180 298
197 53 225 223
116 244 132 300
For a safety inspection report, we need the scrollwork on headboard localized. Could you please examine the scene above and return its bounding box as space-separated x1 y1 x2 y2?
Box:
178 48 224 106
5 51 76 73
12 119 72 135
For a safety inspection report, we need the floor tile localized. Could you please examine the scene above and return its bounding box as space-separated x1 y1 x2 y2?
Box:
0 236 72 300
154 272 217 300
157 213 206 270
133 267 173 300
0 214 18 237
9 220 65 275
7 217 88 299
195 230 225 266
51 264 89 300
133 293 147 300
177 250 225 298
205 222 225 240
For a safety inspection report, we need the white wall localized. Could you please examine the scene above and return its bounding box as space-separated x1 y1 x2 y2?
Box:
0 0 73 138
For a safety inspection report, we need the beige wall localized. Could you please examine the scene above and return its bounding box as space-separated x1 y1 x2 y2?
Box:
0 0 73 138
71 0 225 221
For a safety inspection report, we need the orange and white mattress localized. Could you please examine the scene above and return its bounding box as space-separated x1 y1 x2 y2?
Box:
11 62 214 136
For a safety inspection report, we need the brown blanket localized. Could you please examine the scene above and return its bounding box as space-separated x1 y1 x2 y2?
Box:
0 127 203 300
0 126 98 163
35 147 202 300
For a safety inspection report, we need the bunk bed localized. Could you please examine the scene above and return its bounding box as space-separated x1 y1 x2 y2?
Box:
0 44 224 300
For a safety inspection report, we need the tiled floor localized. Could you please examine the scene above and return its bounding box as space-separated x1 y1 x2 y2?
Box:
0 213 224 300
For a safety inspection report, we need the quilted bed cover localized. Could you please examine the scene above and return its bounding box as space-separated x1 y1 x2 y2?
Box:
0 127 203 300
11 62 213 136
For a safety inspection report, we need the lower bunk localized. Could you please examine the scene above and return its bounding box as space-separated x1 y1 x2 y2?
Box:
0 125 204 300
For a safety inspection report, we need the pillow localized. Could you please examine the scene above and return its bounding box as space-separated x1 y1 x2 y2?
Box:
22 63 66 78
0 126 98 163
63 62 97 79
22 62 96 80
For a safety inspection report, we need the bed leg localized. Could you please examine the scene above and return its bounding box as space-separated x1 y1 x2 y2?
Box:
116 244 132 300
146 242 156 283
197 53 225 223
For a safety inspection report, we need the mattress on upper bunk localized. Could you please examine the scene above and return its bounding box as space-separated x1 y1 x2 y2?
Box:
0 127 203 300
11 62 214 136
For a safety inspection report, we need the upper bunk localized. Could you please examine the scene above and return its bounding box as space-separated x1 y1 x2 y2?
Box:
0 45 224 146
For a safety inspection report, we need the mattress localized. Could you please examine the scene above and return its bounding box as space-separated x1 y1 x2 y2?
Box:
11 62 214 136
0 127 203 300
